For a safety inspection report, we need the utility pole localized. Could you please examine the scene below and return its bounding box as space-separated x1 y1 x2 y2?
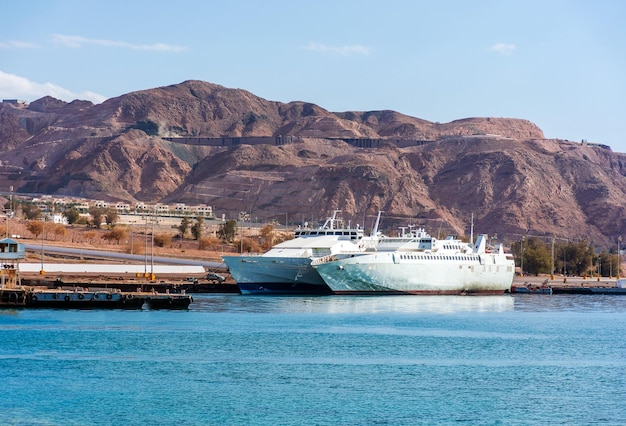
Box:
40 213 46 275
144 215 148 276
520 235 526 277
151 209 155 280
551 236 555 278
618 236 622 279
5 185 12 238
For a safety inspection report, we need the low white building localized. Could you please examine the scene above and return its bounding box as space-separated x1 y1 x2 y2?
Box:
48 213 68 224
115 203 131 213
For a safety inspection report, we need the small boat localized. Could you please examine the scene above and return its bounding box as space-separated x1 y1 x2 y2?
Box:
143 293 193 309
511 285 552 294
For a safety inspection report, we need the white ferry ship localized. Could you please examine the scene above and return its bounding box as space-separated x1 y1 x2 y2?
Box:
222 211 378 294
312 228 515 294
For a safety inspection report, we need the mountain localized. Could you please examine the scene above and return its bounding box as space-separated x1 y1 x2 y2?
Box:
0 80 625 246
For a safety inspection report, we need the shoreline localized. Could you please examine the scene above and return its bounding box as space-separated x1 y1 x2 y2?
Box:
12 272 624 296
514 274 622 288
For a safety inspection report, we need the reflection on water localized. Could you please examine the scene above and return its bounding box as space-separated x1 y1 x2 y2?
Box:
513 293 626 313
193 293 626 315
191 294 515 314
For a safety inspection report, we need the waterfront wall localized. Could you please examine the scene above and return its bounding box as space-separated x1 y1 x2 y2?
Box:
19 263 205 274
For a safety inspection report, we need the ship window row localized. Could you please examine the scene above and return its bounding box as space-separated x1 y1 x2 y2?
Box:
400 254 474 261
295 230 361 238
483 266 499 272
443 244 462 251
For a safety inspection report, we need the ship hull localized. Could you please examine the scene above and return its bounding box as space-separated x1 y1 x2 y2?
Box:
237 282 333 295
221 211 371 295
223 255 331 295
314 252 514 295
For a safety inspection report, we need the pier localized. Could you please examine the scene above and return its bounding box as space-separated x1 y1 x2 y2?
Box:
20 274 239 294
1 286 194 310
0 238 195 309
512 275 626 295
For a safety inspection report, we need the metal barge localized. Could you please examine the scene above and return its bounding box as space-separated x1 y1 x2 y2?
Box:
1 287 193 310
0 238 192 310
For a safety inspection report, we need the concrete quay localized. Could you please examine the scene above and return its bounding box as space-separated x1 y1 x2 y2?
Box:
20 272 240 294
513 274 626 295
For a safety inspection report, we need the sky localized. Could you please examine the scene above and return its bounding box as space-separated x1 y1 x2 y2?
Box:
1 0 625 151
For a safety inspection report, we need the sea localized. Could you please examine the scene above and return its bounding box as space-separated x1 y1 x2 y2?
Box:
1 294 625 426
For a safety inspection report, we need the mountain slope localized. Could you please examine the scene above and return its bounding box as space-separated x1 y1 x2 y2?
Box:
0 80 624 245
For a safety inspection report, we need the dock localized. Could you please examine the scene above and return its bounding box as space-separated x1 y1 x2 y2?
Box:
0 287 193 309
20 275 240 294
512 275 626 295
0 238 194 309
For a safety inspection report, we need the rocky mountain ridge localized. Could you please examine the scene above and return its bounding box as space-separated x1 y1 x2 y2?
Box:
0 80 624 246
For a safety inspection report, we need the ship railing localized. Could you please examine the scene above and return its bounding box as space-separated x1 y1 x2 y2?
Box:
83 287 123 293
229 252 267 259
51 286 122 293
310 254 336 266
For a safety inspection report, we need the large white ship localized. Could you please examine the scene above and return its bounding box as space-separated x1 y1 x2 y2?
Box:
222 211 378 294
312 228 515 294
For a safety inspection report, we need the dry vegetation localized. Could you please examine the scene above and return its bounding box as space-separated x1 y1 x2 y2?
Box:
8 219 294 266
7 218 239 264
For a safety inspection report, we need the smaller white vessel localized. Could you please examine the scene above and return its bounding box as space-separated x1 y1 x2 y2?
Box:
223 211 378 294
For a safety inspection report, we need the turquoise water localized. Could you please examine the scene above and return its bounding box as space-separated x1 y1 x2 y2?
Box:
1 294 625 425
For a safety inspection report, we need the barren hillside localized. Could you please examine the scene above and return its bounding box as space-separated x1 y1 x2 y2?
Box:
0 80 625 246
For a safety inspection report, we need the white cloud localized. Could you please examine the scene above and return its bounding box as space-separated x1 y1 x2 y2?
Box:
0 70 107 104
304 42 371 55
51 34 188 52
0 40 38 49
490 43 516 56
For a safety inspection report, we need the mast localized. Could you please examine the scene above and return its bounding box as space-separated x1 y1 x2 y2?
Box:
371 211 383 237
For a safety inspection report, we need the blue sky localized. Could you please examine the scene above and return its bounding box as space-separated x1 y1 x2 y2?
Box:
2 0 625 152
